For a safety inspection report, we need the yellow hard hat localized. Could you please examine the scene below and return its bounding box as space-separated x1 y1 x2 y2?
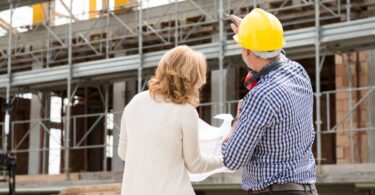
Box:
234 8 285 51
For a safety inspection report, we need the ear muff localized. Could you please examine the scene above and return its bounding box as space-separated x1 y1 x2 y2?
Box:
244 71 257 90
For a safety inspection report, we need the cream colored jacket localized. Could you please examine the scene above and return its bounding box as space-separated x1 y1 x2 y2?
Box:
118 91 223 195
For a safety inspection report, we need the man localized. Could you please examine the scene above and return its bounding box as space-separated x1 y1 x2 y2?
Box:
221 8 318 195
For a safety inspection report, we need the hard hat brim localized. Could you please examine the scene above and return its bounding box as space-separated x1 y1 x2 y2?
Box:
233 34 286 51
233 34 246 49
233 34 239 43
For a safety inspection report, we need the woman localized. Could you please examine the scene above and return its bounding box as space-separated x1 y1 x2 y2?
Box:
118 45 224 195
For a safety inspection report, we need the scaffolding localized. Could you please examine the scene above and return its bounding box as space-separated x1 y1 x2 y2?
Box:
0 0 375 179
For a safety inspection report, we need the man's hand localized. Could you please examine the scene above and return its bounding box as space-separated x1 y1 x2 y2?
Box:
221 99 243 144
230 15 242 34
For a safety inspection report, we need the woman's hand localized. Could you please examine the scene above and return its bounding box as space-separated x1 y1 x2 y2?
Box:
230 15 242 34
221 99 243 144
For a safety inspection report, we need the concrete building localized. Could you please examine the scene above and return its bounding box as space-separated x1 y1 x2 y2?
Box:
0 0 375 194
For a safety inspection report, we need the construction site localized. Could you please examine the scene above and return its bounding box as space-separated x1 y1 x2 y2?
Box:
0 0 375 194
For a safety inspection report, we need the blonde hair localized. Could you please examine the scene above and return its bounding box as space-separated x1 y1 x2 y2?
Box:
148 45 207 107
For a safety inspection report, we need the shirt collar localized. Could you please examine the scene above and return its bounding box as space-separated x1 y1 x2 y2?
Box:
258 54 289 83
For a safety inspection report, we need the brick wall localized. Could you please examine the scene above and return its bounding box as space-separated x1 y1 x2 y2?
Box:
335 51 369 164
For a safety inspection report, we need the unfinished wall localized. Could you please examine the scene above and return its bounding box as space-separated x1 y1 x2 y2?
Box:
335 51 369 163
11 98 31 175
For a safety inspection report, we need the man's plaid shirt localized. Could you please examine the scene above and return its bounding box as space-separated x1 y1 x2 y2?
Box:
222 56 317 191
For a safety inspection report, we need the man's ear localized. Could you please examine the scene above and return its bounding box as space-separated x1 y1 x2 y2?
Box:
246 49 251 56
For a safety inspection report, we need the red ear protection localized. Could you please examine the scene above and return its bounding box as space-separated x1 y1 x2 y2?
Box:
244 71 257 90
243 60 285 91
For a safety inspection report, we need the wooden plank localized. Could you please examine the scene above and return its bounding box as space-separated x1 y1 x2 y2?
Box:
59 184 121 195
16 173 79 183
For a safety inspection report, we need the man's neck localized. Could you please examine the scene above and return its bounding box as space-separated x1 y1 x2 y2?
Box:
253 55 281 72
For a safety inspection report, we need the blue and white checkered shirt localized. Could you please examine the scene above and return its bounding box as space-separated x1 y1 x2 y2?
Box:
222 56 317 191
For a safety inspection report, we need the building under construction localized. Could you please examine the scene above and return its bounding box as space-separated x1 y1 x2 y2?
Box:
0 0 375 194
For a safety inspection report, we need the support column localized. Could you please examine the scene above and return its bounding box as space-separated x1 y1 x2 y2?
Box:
28 45 45 175
28 92 42 175
226 66 236 112
43 92 51 174
112 82 125 171
367 49 375 162
211 69 228 126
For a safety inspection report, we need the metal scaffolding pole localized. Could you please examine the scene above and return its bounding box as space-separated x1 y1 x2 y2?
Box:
3 2 13 154
65 0 73 179
103 84 109 171
46 1 51 68
138 3 143 92
174 0 178 47
218 0 224 113
314 0 322 168
106 0 110 59
346 0 351 21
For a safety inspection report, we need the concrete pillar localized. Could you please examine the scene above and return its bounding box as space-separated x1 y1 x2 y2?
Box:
226 66 236 113
42 92 51 174
367 49 375 162
112 82 125 171
28 61 44 175
28 92 42 175
112 79 137 171
211 69 227 126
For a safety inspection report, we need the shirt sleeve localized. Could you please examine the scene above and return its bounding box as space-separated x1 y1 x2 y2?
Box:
182 106 224 174
222 92 275 170
118 108 128 161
